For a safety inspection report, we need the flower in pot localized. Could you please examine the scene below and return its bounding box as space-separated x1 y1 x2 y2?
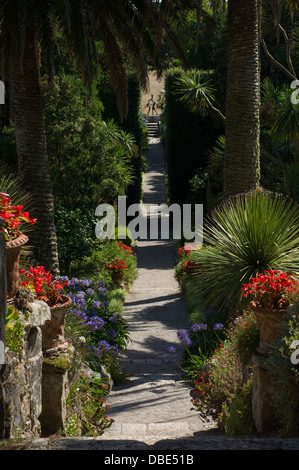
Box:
105 259 128 281
19 266 69 307
1 192 37 297
19 266 71 351
0 192 36 242
241 270 298 352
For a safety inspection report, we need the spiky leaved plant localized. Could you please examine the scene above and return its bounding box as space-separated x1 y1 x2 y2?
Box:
191 189 299 315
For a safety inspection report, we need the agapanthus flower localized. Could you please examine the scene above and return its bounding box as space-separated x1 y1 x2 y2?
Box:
98 340 111 353
177 329 192 347
86 317 105 333
86 288 95 296
75 291 85 299
190 323 207 332
213 323 224 330
92 300 101 309
108 312 122 323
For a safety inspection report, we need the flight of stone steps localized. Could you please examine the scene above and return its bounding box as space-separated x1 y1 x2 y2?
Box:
146 119 160 137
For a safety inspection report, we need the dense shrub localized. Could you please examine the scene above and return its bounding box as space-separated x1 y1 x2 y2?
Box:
98 73 147 206
164 67 221 206
191 342 244 429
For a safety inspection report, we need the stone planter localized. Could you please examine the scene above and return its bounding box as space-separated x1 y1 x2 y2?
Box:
39 296 73 436
111 271 123 282
249 301 288 355
41 295 72 352
5 233 28 297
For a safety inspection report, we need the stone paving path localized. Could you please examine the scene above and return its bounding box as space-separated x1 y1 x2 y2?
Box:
31 138 299 451
92 137 218 446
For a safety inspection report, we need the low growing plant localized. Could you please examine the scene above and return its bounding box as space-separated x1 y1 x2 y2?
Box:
191 341 244 429
66 372 114 437
63 276 129 379
226 311 260 365
5 306 26 357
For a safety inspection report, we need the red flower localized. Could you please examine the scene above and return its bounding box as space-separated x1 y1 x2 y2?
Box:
19 266 68 306
241 270 298 310
0 193 37 241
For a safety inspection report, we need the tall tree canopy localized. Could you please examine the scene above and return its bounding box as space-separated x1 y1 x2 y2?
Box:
0 0 190 274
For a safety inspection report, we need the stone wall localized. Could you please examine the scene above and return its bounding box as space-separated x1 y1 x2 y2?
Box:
0 300 70 439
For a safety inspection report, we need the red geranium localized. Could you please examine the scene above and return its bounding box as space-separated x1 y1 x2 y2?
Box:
19 266 69 306
241 270 298 310
118 241 133 255
0 192 37 241
105 259 128 274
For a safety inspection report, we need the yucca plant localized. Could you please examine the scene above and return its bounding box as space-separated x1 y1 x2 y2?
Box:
191 189 299 315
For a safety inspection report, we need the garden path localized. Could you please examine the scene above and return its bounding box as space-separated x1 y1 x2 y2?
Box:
44 137 299 451
93 136 219 446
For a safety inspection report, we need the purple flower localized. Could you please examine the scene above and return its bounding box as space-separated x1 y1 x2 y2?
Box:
86 288 95 296
69 308 88 322
190 323 207 332
86 317 105 333
76 291 85 299
166 346 176 353
107 329 117 338
111 345 120 357
213 323 224 330
76 298 86 310
98 340 110 353
177 329 192 347
92 300 101 309
108 312 121 323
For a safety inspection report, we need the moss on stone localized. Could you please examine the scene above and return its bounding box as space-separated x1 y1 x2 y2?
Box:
43 352 72 371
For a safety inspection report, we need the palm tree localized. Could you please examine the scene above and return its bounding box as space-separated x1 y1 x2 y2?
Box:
225 0 299 197
0 0 188 275
224 0 261 197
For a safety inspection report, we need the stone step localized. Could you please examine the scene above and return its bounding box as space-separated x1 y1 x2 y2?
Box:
28 433 299 451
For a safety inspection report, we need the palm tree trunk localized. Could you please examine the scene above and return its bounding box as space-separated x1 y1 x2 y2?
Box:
8 27 59 275
224 0 261 197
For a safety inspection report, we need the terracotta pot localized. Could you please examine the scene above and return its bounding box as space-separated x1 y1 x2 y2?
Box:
5 233 28 297
250 301 288 354
41 295 72 352
111 271 123 282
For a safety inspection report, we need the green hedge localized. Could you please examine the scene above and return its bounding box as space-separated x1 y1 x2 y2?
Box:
164 68 220 206
98 73 145 206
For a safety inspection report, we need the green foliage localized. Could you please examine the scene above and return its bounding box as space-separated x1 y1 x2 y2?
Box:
98 73 147 206
5 306 26 357
224 377 255 436
226 311 260 365
42 73 135 208
66 372 113 437
260 79 299 200
54 204 96 273
164 67 221 206
265 317 299 437
191 341 244 429
191 190 299 314
72 240 138 286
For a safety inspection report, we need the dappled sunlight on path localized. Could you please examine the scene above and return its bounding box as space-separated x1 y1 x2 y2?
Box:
97 137 218 446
